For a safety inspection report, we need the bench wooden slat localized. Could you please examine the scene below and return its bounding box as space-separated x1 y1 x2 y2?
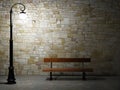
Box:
44 58 91 62
43 68 93 72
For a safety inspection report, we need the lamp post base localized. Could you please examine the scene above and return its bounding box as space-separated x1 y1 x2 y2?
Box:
7 67 16 84
7 81 16 84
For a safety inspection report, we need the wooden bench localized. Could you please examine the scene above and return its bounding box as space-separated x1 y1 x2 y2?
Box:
43 58 93 80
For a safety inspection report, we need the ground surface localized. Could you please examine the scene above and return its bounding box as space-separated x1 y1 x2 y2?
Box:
0 76 120 90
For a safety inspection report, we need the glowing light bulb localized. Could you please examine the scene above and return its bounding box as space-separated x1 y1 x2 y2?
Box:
19 13 27 19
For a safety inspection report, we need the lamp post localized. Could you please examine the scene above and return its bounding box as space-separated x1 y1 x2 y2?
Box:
7 3 26 84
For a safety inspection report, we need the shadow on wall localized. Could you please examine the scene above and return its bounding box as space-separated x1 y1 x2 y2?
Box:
113 46 120 75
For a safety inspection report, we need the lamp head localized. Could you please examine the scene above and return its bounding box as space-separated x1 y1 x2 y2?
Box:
19 10 27 19
20 10 26 14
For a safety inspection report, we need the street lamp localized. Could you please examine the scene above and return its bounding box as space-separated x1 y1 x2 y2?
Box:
7 3 26 84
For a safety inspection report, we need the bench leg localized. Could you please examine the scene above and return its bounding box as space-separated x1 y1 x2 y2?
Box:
50 72 53 80
49 62 53 80
82 72 86 80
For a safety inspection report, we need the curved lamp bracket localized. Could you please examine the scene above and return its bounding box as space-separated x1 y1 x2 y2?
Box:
10 3 26 13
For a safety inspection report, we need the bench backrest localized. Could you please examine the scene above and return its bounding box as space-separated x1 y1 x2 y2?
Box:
44 58 91 62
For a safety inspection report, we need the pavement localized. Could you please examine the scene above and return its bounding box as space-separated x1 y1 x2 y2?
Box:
0 75 120 90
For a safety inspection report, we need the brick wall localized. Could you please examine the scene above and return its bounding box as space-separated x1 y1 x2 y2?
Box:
0 0 120 75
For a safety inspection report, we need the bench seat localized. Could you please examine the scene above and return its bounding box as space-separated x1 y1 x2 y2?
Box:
43 68 93 72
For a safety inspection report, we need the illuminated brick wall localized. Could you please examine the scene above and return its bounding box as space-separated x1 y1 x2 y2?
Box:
0 0 120 75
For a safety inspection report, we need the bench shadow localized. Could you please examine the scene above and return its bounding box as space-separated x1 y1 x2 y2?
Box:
51 76 106 81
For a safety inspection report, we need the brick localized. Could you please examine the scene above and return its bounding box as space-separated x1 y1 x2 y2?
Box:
0 0 120 75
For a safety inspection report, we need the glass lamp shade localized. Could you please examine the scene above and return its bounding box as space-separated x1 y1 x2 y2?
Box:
19 11 27 19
